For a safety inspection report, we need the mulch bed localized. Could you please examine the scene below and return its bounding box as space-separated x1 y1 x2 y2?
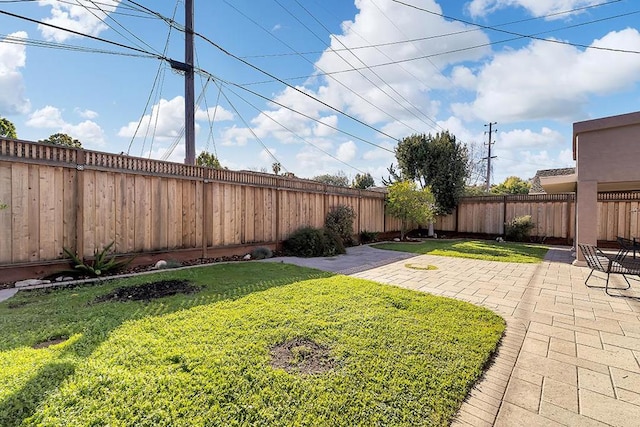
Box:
92 279 201 303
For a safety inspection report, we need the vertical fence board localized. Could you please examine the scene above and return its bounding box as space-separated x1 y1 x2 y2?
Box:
0 162 12 263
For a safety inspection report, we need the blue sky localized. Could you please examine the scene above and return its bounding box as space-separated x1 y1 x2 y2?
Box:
1 0 640 185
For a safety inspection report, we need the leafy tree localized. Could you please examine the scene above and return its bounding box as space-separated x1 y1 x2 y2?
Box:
386 181 435 240
352 172 375 189
464 185 489 196
196 151 222 169
272 162 281 175
0 117 17 139
395 131 468 214
312 171 349 187
490 176 531 195
39 133 82 148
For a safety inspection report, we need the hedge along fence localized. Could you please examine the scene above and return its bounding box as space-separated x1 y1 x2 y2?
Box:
0 139 388 265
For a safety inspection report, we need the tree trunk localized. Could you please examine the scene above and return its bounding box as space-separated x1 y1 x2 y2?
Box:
428 221 434 237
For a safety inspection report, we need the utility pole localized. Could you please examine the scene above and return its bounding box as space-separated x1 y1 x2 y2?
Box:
184 0 195 165
484 122 497 192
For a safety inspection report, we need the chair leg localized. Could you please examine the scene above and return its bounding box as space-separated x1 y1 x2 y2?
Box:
584 269 597 287
605 274 632 297
584 269 631 292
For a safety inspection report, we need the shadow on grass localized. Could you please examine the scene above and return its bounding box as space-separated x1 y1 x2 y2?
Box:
0 361 75 427
0 263 331 425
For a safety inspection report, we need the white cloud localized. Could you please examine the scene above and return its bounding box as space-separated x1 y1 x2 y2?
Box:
219 125 253 147
195 105 234 122
308 0 491 124
62 120 106 147
452 29 640 123
0 32 30 115
336 140 357 162
313 115 338 137
450 66 477 91
37 0 122 42
75 108 98 119
467 0 605 19
272 24 282 32
25 105 105 147
499 127 564 150
241 0 492 149
119 96 232 141
26 105 65 128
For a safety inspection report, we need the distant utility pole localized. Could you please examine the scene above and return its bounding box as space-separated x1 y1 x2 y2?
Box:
484 122 497 192
184 0 195 165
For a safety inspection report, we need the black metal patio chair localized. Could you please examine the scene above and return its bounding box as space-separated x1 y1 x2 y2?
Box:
616 236 640 259
578 244 640 297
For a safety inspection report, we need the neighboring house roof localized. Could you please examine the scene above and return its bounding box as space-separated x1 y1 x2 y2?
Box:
530 167 576 194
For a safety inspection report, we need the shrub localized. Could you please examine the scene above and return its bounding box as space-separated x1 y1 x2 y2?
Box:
282 227 346 257
251 247 273 260
359 230 379 244
63 242 133 277
325 205 356 246
505 215 535 242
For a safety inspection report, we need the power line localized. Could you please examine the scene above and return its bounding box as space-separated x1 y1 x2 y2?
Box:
391 0 640 55
219 80 368 175
0 8 166 58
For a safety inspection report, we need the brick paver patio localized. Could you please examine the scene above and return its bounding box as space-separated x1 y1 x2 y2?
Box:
352 246 640 426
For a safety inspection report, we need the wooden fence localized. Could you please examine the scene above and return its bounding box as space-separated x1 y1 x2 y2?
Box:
0 139 390 264
3 138 639 268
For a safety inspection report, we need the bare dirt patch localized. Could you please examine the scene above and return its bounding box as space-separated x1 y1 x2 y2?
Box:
93 279 200 303
33 336 69 349
270 337 336 375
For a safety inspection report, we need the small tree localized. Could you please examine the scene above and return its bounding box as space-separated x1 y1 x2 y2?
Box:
0 117 17 139
352 172 375 189
39 133 82 148
491 176 531 195
196 151 222 168
272 162 281 175
312 171 349 187
386 181 435 240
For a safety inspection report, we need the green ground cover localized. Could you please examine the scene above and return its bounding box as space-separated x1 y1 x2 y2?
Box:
1 263 504 426
374 239 548 263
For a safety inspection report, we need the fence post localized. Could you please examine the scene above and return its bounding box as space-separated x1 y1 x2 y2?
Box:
75 149 85 258
502 195 508 235
201 174 208 260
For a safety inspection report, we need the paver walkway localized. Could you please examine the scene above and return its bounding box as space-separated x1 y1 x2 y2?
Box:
352 246 640 426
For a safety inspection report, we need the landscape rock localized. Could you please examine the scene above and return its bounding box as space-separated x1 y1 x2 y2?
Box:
243 254 251 260
393 238 401 242
154 260 168 269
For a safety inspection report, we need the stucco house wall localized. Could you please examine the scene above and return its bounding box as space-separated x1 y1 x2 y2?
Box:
573 111 640 261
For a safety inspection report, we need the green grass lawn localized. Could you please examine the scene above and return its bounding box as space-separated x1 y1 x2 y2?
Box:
374 239 549 263
1 263 504 426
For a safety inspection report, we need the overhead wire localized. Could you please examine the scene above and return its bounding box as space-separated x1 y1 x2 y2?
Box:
222 0 416 137
216 85 289 173
125 0 180 155
195 67 394 153
391 0 640 55
217 79 369 175
236 4 640 86
241 0 623 59
271 0 429 133
77 0 161 55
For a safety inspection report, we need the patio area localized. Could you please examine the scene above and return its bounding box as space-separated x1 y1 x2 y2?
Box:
353 246 640 426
